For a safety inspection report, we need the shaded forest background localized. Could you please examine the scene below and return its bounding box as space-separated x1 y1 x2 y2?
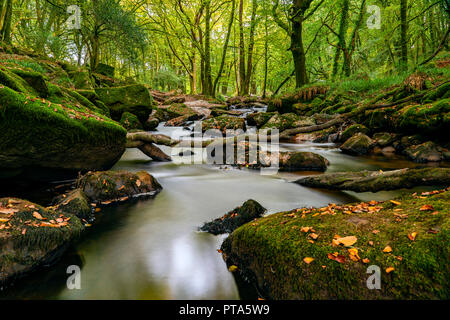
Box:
0 0 449 97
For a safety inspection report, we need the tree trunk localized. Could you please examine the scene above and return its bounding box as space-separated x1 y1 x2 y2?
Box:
238 0 246 96
400 0 408 71
0 0 12 43
332 0 349 79
213 0 236 96
290 0 309 88
203 1 213 96
244 0 258 94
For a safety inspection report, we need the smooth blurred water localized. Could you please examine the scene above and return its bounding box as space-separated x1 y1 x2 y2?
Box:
1 125 437 300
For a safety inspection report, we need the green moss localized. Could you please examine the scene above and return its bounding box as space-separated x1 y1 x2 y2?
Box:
341 124 369 142
120 111 143 131
0 85 126 171
202 115 246 133
223 190 450 299
95 84 153 123
397 99 450 135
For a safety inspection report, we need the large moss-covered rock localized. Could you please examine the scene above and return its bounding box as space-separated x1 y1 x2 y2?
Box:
221 190 450 299
0 86 127 180
10 69 49 98
95 84 154 124
94 63 115 78
340 133 374 155
200 200 266 235
76 170 162 203
0 198 84 284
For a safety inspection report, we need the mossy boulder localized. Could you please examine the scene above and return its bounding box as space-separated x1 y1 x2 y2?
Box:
202 115 246 133
221 190 450 299
200 200 266 235
94 63 115 78
340 124 369 142
0 86 127 180
120 112 143 131
95 84 154 124
10 69 49 98
0 198 84 284
246 112 275 128
63 66 94 90
404 141 443 163
279 151 329 172
262 113 299 132
372 132 397 147
340 133 374 155
76 170 162 203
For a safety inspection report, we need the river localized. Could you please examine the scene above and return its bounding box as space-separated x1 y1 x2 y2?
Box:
0 123 437 299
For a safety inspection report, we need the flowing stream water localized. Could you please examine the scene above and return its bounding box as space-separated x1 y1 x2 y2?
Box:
0 121 438 300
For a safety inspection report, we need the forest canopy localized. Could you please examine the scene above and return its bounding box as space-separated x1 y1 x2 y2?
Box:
2 0 449 96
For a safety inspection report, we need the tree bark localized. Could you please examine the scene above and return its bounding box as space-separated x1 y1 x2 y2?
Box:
400 0 408 71
213 0 236 96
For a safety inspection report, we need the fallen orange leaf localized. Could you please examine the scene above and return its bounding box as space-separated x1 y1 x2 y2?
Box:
408 232 417 241
383 246 393 253
335 236 357 247
386 267 395 273
32 212 44 220
420 204 434 211
303 257 314 264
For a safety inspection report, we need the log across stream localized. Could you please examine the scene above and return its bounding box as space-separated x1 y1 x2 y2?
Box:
1 124 446 299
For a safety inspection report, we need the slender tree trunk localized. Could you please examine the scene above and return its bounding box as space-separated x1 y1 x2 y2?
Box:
263 5 269 98
244 0 258 94
204 0 213 96
400 0 408 71
238 0 246 95
0 0 12 43
213 0 236 96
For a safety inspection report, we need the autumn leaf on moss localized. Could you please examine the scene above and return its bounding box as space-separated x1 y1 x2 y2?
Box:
335 236 357 247
420 204 434 211
408 232 417 241
386 267 395 273
303 257 314 264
